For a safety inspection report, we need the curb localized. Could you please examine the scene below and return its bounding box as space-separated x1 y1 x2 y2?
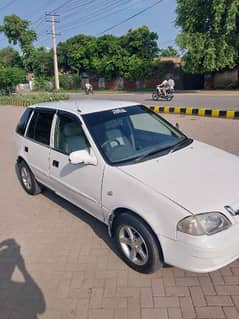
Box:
149 106 239 119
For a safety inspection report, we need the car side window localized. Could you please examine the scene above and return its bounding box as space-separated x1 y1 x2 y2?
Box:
16 108 33 136
26 110 54 146
54 113 90 155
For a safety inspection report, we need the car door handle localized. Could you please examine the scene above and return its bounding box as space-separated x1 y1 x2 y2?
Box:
52 160 59 168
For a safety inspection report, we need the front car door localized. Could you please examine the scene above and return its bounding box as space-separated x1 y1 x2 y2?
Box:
49 111 105 220
24 108 55 187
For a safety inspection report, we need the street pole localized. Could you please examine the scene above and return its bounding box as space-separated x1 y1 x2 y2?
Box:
47 14 60 90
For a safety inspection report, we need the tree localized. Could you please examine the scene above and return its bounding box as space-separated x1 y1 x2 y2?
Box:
0 47 22 68
92 35 127 79
57 34 95 74
159 46 179 57
176 0 239 73
58 34 127 78
0 67 26 94
23 47 53 77
0 14 37 52
123 56 152 81
57 26 160 80
120 26 159 60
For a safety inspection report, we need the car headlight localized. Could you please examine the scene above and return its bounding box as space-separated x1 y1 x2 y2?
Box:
177 212 231 236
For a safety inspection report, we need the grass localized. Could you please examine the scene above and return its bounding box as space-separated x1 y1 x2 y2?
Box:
0 92 69 107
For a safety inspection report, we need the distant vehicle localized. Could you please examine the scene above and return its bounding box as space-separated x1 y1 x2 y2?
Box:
16 100 239 273
152 86 174 101
85 83 93 95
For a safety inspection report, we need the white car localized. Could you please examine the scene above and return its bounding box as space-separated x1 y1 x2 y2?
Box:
15 100 239 273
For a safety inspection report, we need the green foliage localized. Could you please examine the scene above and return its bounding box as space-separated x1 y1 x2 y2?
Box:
92 35 127 79
120 25 159 59
57 26 159 80
0 93 69 106
58 34 95 74
176 0 239 73
0 14 36 51
59 74 73 90
33 76 53 91
23 47 53 76
0 67 26 94
159 46 179 57
0 16 162 86
59 74 81 89
0 47 22 68
123 56 150 81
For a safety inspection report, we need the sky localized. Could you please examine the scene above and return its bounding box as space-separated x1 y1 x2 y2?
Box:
0 0 179 50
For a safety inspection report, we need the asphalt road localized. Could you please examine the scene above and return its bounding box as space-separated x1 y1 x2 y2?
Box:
70 91 239 110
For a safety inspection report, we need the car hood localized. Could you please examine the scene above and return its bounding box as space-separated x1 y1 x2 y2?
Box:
119 140 239 213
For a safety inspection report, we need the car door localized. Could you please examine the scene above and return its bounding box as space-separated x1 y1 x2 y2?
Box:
49 111 105 220
24 108 55 187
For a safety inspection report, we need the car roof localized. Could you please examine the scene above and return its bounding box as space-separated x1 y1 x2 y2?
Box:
31 99 140 115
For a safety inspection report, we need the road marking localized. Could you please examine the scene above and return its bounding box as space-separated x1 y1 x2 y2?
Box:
149 106 239 119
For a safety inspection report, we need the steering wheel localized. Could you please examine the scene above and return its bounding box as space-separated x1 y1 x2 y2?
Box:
101 139 121 149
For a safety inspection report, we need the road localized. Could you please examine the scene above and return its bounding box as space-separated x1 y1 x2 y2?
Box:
70 91 239 110
0 105 239 319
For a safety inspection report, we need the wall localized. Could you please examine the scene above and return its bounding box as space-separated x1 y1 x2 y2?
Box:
205 68 239 89
214 69 238 88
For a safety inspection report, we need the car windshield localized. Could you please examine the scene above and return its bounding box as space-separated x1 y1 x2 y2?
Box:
83 105 191 165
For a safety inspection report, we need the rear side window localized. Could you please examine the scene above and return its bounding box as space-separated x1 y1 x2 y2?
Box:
26 110 54 146
16 108 33 136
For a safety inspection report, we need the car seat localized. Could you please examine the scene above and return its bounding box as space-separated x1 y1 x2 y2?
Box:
62 122 88 154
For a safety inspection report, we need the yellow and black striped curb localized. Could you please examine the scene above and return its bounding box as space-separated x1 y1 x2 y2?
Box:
149 106 239 119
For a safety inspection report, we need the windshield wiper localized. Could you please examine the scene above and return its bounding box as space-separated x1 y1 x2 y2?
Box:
134 145 173 163
170 137 193 153
134 137 192 163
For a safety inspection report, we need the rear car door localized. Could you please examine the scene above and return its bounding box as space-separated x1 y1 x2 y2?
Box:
24 108 55 187
49 111 105 220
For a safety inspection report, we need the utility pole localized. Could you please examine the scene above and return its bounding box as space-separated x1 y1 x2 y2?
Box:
47 13 60 90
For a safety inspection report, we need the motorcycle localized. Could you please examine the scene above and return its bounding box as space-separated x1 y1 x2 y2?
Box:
152 86 174 101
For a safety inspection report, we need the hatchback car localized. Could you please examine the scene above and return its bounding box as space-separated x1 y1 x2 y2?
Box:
16 100 239 273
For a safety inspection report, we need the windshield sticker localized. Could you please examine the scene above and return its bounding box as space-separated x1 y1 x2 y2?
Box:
112 108 127 114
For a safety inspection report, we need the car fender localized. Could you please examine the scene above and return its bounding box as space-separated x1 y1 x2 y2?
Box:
102 165 191 241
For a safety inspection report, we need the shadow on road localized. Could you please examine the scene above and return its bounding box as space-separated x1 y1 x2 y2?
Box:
43 189 173 270
0 239 46 319
15 163 171 270
43 189 119 256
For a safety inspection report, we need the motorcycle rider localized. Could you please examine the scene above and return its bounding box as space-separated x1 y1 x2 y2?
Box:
157 79 170 97
168 77 175 91
85 81 93 95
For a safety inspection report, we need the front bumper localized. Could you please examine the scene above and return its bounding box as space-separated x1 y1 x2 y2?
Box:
159 223 239 273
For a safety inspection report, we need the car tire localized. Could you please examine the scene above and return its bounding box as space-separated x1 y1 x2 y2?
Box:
114 213 163 273
18 160 42 195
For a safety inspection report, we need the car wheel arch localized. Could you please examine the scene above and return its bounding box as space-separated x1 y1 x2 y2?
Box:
16 157 42 195
109 207 165 263
17 155 25 164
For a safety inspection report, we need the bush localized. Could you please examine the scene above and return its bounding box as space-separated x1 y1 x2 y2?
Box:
59 74 81 90
59 74 73 90
0 92 69 106
0 67 26 95
33 77 53 91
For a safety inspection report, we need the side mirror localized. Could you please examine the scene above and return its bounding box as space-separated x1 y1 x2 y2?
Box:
175 123 180 129
69 149 97 166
